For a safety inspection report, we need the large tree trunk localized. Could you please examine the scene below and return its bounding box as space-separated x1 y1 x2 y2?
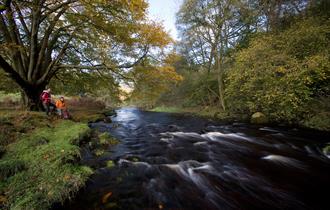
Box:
21 84 46 111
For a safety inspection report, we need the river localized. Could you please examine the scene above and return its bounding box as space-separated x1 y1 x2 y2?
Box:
61 107 330 210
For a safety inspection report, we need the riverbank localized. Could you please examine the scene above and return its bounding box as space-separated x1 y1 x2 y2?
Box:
150 106 248 122
150 106 330 132
0 108 112 209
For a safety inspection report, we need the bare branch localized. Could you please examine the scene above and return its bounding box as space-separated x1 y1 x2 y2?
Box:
34 5 69 80
12 1 31 39
40 0 78 22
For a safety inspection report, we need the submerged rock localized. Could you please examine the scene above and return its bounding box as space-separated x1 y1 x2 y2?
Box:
251 112 268 124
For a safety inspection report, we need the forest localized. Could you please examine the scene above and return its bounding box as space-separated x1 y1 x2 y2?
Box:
131 0 330 131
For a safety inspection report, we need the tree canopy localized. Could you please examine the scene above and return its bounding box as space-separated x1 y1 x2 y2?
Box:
150 0 330 130
0 0 172 109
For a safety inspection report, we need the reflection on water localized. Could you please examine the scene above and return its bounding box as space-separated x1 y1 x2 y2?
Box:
61 107 330 210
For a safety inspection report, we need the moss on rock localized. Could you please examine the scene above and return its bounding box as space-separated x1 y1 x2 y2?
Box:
251 112 268 124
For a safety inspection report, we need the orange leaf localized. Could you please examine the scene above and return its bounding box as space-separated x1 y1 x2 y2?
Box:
102 192 113 204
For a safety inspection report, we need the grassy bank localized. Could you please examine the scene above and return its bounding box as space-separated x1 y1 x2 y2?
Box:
0 110 100 209
151 105 330 132
151 106 247 122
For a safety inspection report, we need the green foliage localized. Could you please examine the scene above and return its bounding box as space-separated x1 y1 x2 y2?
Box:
151 107 184 113
301 97 330 131
0 92 20 103
225 17 330 124
0 159 26 180
0 72 19 93
98 132 119 146
106 160 115 168
0 0 173 109
50 71 121 105
129 54 183 108
0 120 93 210
156 69 220 108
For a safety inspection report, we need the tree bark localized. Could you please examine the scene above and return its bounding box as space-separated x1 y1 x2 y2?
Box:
216 53 226 111
22 84 46 111
215 26 226 111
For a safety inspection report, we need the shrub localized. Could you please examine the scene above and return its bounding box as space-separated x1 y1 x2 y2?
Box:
225 17 330 125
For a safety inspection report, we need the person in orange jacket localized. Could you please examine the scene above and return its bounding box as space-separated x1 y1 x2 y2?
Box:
55 96 69 118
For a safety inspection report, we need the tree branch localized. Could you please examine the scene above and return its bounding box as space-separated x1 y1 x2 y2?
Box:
12 1 31 39
0 0 12 13
40 0 77 23
34 5 69 80
37 31 75 85
0 54 27 86
27 0 43 82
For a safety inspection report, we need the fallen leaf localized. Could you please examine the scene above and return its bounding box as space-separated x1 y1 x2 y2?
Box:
101 192 112 204
0 195 7 204
63 175 71 181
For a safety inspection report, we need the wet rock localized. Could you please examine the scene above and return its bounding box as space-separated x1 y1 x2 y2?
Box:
106 160 115 168
103 109 116 116
251 112 268 124
323 145 330 158
232 122 245 127
103 117 112 123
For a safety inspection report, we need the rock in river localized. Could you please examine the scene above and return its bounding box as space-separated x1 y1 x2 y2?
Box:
251 112 268 124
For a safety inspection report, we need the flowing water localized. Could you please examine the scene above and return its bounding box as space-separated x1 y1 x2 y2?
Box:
61 107 330 210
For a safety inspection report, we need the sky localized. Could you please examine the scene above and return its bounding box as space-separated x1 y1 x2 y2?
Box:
147 0 183 40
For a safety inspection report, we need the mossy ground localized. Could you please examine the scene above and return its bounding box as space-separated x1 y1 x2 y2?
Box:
0 110 93 210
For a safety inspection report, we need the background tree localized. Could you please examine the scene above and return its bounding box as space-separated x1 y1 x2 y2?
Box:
176 0 258 110
128 52 183 108
0 0 171 110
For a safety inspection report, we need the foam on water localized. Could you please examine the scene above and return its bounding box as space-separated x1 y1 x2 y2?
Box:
202 132 252 141
261 155 306 170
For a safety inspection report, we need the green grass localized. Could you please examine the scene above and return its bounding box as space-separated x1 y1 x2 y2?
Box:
0 119 93 210
0 92 20 103
151 106 184 113
98 132 120 146
150 106 246 122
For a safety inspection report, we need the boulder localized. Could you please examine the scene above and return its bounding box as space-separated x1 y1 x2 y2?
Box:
251 112 268 124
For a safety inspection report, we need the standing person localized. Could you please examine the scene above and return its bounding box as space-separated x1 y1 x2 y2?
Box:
40 88 55 116
55 96 69 119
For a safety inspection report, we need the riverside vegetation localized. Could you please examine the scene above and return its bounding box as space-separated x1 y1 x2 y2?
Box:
130 1 330 132
0 99 118 209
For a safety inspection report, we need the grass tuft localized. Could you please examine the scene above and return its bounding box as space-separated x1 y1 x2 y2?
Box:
0 120 93 210
98 132 120 146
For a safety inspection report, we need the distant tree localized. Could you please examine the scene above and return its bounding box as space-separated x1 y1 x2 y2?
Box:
177 0 255 110
129 52 183 108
